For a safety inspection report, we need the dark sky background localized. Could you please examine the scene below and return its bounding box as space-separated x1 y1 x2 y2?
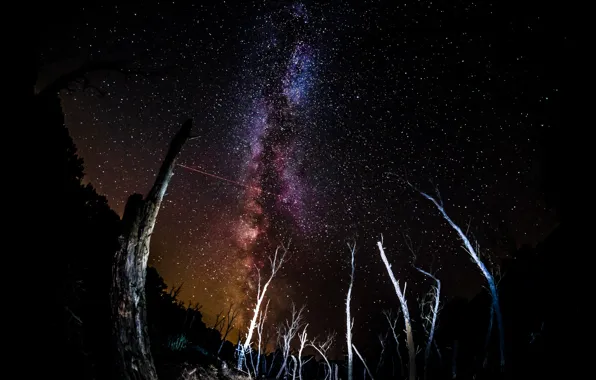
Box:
39 0 561 354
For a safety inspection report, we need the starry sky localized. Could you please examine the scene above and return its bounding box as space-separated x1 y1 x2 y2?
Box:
39 1 561 352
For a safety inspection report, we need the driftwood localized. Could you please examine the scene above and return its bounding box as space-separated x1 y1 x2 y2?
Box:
111 119 193 380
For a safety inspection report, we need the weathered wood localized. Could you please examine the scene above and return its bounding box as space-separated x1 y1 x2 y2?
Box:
111 119 193 380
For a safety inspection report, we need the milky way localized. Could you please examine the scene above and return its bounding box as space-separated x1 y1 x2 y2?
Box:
236 5 315 270
45 1 560 349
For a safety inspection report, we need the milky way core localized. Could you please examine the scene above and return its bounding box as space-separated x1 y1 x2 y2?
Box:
233 3 316 308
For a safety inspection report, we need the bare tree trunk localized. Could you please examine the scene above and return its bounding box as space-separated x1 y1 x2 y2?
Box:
241 244 289 370
483 302 494 368
111 119 193 380
417 190 505 369
415 267 441 380
346 243 356 380
377 240 416 380
298 325 308 380
352 344 375 380
383 309 404 377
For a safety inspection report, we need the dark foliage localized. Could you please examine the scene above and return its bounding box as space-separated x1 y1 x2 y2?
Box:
44 92 120 380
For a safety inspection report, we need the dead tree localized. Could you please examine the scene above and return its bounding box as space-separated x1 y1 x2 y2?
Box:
217 303 239 356
185 301 203 330
416 187 505 369
213 310 226 332
276 303 306 379
297 325 309 380
291 355 298 380
377 238 416 380
309 332 335 380
352 344 375 380
376 330 389 375
346 242 356 380
405 235 442 379
255 299 271 376
416 267 441 379
111 119 194 380
383 309 404 377
240 243 290 369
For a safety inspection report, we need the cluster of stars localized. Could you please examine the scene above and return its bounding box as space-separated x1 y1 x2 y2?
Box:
44 1 560 346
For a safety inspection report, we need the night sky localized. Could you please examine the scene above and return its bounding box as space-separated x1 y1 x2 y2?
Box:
39 1 560 352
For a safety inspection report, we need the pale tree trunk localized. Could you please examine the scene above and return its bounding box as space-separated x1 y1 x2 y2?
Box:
377 240 416 380
241 244 289 370
275 303 305 379
417 189 505 369
383 309 404 377
309 332 335 380
415 266 441 380
111 119 193 380
352 344 375 380
346 243 356 380
298 325 308 380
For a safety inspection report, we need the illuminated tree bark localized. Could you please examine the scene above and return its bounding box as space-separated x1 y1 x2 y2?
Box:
276 303 305 379
377 240 416 380
417 190 505 369
309 332 335 380
352 344 375 380
111 119 193 380
383 309 404 377
255 299 270 376
297 325 309 380
346 243 356 380
415 266 441 380
239 244 289 369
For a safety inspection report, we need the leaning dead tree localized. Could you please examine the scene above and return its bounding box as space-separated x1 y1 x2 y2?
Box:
377 237 417 380
346 242 356 380
416 187 505 369
111 119 194 380
239 243 290 370
276 303 306 379
352 344 375 380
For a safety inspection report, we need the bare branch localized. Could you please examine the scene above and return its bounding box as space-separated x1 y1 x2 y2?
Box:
298 325 309 380
352 344 375 380
240 243 290 370
383 309 404 376
276 302 306 379
218 304 239 356
377 240 416 380
309 332 336 380
346 241 356 380
416 188 505 369
376 330 389 375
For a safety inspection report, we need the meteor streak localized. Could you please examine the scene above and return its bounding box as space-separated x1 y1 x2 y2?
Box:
178 164 273 195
